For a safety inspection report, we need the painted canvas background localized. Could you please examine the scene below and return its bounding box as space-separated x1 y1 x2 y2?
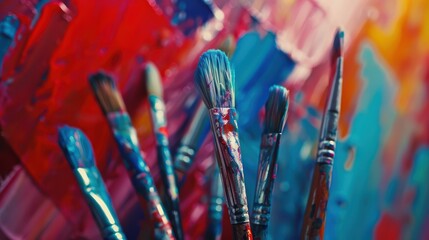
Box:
0 0 428 239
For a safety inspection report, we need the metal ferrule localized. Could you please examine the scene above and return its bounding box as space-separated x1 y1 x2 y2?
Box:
208 107 249 224
174 145 196 173
209 165 224 222
149 95 169 146
106 112 174 240
206 165 224 240
73 168 126 240
316 139 336 165
252 133 281 226
174 102 210 174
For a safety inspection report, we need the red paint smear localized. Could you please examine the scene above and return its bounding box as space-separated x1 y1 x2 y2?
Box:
375 213 402 240
0 0 251 237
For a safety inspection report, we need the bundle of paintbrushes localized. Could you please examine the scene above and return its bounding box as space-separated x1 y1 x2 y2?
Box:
301 29 344 240
144 62 184 240
58 126 126 240
195 49 253 239
89 72 175 240
251 85 290 240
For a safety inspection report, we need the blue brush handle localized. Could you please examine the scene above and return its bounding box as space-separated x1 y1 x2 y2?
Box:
107 112 175 240
58 126 126 240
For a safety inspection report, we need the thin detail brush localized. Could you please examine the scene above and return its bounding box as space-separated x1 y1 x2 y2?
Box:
195 49 252 240
251 85 290 240
58 126 126 240
301 28 344 240
145 62 184 240
89 72 175 240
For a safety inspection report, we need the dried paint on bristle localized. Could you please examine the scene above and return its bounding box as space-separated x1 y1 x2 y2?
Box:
263 85 290 133
333 28 344 59
58 125 95 169
194 49 235 109
145 62 163 98
89 71 125 114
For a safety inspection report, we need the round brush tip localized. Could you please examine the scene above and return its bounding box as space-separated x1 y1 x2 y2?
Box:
194 49 235 109
144 62 163 98
58 125 95 169
264 85 290 133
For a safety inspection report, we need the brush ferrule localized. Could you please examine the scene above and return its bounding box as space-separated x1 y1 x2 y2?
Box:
73 167 126 240
173 145 196 173
149 95 169 146
252 133 281 226
316 139 336 164
208 107 249 225
208 166 224 221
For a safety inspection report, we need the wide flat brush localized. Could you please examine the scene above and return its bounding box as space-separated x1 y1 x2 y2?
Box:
251 85 290 240
301 28 344 240
195 49 253 240
58 126 126 240
145 62 184 240
89 72 175 240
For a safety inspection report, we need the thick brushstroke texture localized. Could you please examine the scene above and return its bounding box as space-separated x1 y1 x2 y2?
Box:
0 0 429 239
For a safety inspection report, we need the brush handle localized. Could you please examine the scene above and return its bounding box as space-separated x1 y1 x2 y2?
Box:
205 164 224 240
251 133 281 239
107 112 174 240
73 167 126 240
301 139 336 240
208 107 252 240
148 96 184 240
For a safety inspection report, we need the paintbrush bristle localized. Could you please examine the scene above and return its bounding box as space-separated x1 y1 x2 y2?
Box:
194 49 235 109
145 62 163 98
333 28 344 59
264 85 290 133
58 125 95 169
89 72 125 114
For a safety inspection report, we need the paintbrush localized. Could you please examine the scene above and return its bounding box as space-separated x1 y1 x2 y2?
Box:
58 125 126 240
89 72 175 240
173 100 210 184
195 49 253 240
251 85 290 240
301 28 344 240
205 157 224 240
145 62 184 240
173 36 236 184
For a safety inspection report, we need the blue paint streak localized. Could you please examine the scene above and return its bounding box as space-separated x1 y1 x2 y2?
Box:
0 15 19 74
326 42 398 240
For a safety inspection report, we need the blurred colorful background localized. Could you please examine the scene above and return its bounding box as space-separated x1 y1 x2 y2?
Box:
0 0 428 239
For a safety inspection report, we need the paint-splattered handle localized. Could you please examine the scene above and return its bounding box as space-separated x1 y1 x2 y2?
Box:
208 108 250 226
232 223 253 240
301 163 333 240
107 113 175 240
